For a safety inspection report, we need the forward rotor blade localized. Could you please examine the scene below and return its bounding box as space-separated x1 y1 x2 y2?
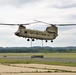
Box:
22 21 39 25
0 21 39 26
0 23 18 25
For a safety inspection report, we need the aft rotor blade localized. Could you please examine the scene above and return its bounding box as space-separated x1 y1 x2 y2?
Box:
34 20 52 25
34 20 58 26
34 20 76 26
34 20 49 24
57 24 76 26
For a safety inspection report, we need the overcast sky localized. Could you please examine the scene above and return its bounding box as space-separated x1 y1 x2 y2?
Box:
0 0 76 47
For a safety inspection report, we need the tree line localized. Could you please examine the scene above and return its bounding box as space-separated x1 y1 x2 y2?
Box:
0 46 76 53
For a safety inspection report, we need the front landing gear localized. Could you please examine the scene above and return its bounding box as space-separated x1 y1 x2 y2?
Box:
27 38 30 41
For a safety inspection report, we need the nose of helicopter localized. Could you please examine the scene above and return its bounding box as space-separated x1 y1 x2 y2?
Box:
14 32 19 36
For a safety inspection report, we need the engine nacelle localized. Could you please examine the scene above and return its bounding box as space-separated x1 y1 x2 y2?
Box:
46 25 58 37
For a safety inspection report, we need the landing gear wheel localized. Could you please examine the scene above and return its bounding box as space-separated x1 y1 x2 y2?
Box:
27 38 30 41
45 40 48 42
32 39 34 41
51 40 53 42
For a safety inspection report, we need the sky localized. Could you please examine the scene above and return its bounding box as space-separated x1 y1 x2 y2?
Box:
0 0 76 47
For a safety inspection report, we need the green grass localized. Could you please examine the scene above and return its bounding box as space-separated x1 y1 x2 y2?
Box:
0 53 76 58
0 53 32 56
44 53 76 58
0 53 76 67
0 58 76 67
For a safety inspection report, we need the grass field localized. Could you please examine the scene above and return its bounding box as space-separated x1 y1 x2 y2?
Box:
0 53 76 67
0 53 76 58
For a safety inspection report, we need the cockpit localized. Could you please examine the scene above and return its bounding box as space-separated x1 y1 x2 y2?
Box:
14 25 26 36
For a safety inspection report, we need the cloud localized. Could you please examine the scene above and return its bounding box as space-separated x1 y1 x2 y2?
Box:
66 14 76 21
0 0 40 7
0 0 76 47
47 0 76 9
1 0 76 9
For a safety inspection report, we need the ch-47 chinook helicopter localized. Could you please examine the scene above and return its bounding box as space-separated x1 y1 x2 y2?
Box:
0 20 76 43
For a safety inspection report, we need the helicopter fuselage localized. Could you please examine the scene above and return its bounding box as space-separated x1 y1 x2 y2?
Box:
15 25 58 42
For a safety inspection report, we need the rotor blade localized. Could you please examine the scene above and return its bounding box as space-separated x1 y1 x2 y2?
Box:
34 20 52 25
34 20 58 26
22 21 39 25
0 23 18 25
34 20 76 26
57 24 76 26
0 21 39 26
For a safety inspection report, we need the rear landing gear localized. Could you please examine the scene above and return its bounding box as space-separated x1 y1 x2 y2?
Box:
32 38 34 41
51 40 53 42
45 40 48 42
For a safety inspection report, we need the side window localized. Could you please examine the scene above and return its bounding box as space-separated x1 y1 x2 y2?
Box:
48 34 49 36
25 31 27 34
42 34 46 36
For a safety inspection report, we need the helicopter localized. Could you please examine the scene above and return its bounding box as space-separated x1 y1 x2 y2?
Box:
0 20 76 43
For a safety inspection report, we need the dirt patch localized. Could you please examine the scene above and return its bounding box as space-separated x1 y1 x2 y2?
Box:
2 73 76 75
0 64 76 75
0 64 48 73
11 64 76 71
